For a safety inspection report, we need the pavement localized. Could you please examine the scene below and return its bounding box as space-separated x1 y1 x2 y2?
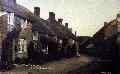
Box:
0 54 93 74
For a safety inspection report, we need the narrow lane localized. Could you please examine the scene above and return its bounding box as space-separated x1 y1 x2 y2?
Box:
8 54 93 74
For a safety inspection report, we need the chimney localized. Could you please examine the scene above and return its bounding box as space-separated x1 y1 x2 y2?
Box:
117 13 120 22
1 0 16 9
65 23 68 28
49 12 55 22
104 22 107 26
58 18 63 24
34 7 40 17
75 31 77 37
117 13 120 18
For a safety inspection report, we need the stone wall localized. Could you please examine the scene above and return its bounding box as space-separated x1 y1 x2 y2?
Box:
0 14 8 49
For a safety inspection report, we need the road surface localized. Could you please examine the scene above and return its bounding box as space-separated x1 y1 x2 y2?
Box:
1 54 93 74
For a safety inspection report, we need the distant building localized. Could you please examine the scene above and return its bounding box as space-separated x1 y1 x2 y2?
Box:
92 13 120 59
46 12 78 57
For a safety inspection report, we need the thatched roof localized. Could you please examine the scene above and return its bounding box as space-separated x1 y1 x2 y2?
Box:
93 19 117 39
0 0 74 38
0 1 55 35
47 20 76 39
32 19 55 36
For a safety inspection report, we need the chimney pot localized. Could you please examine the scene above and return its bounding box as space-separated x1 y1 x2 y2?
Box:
34 7 40 17
104 22 107 26
75 31 77 36
49 12 55 22
58 18 63 24
65 23 68 28
1 0 16 8
117 13 120 18
117 13 120 22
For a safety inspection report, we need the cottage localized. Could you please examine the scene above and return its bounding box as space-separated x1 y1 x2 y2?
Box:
0 0 79 67
46 12 78 57
0 0 55 65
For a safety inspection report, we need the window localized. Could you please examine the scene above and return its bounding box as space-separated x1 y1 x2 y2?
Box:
18 39 27 53
33 32 38 40
59 39 62 44
21 19 28 29
7 12 15 31
0 11 7 16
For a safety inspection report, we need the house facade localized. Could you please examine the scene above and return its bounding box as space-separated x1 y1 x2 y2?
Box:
92 13 120 60
0 0 78 66
0 0 34 65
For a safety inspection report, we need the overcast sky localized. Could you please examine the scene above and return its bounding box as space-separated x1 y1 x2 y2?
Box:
17 0 120 36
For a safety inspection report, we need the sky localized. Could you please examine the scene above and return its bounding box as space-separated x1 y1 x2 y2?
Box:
17 0 120 36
